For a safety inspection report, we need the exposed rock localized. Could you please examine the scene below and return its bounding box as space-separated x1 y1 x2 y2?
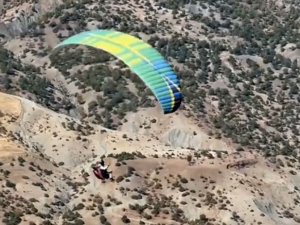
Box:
164 128 199 148
0 0 3 14
253 199 279 222
294 216 300 223
226 159 258 169
0 0 62 38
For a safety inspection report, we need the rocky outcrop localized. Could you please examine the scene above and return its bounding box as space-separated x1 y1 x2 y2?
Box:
163 128 199 149
0 13 38 38
226 159 258 169
0 0 3 14
0 0 62 38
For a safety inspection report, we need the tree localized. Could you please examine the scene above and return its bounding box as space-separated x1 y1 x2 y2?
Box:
187 155 192 165
121 215 130 223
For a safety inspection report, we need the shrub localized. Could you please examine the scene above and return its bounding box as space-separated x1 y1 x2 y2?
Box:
6 180 16 189
116 176 124 183
2 212 22 225
121 215 130 223
100 215 107 224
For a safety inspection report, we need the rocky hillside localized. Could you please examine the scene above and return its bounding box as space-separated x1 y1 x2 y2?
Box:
1 0 300 224
0 0 62 38
1 0 299 157
1 92 300 225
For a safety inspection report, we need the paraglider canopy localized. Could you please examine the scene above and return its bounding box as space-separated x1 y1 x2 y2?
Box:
53 29 183 114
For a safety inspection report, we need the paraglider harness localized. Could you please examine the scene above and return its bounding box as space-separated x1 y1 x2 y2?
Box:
92 166 110 180
92 160 113 181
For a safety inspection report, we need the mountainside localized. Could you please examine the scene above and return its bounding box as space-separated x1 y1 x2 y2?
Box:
1 0 299 156
0 0 62 38
1 0 300 224
1 92 300 225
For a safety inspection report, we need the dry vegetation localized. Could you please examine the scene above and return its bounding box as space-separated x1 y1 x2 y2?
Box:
1 0 299 156
0 0 300 224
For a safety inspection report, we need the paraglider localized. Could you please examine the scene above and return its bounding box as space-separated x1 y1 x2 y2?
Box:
92 159 114 181
53 29 183 114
